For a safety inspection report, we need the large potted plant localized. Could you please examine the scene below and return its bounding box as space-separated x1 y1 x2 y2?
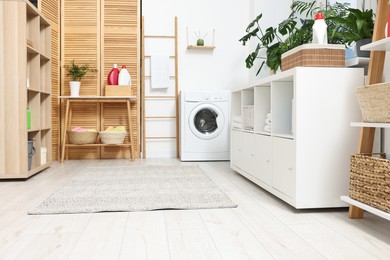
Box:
239 0 374 75
64 60 98 97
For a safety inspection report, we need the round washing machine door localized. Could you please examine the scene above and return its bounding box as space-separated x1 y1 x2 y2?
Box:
188 103 225 140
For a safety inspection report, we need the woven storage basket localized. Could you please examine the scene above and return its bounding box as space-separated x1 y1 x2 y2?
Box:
99 131 127 144
356 82 390 122
281 44 345 71
243 105 254 130
67 131 98 145
350 154 390 213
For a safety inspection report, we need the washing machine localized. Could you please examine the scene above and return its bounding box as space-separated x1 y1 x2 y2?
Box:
180 90 230 161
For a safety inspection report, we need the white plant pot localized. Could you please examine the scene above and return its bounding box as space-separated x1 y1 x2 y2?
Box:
70 81 81 97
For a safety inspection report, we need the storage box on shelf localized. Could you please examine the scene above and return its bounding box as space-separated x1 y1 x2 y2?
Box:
349 153 390 213
0 0 52 179
356 82 390 122
281 44 345 71
105 85 132 96
231 67 364 208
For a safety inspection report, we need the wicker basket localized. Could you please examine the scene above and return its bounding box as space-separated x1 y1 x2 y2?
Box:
67 131 98 145
356 82 390 122
349 154 390 213
281 44 345 71
99 131 127 144
243 105 254 130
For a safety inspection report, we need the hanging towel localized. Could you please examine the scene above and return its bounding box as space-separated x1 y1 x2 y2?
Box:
151 55 170 89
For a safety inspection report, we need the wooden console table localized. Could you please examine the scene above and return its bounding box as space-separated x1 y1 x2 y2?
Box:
59 96 137 162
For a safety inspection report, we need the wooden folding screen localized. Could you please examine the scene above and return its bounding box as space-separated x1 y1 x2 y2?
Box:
61 0 140 159
40 0 60 160
101 0 140 159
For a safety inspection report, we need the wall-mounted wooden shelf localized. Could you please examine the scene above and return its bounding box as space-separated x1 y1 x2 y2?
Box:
187 45 215 50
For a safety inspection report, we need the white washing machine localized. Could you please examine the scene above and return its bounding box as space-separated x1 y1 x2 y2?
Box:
180 90 230 161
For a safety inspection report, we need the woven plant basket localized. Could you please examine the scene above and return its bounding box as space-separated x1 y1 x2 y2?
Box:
67 131 98 145
356 82 390 122
99 131 127 144
350 154 390 213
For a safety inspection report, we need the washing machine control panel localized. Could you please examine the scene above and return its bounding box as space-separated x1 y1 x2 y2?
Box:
184 91 230 102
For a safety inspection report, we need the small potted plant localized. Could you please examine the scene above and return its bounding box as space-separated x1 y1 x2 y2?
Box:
64 60 98 97
194 31 207 46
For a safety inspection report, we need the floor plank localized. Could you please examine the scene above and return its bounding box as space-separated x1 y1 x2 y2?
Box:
165 210 221 260
119 211 170 260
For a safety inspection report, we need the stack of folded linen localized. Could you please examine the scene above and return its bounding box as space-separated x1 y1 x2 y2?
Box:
232 116 242 129
264 112 271 132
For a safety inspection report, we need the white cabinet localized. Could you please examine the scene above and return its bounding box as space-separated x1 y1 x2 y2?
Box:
231 67 364 208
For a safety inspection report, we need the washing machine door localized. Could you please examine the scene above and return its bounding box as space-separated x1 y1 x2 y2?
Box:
188 103 225 140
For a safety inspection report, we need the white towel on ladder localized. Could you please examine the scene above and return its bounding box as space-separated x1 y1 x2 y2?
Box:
151 55 170 89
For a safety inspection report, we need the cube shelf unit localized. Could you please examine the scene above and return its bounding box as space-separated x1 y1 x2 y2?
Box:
0 0 52 179
231 67 364 208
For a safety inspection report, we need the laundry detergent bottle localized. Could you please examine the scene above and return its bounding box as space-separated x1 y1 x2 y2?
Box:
312 12 327 44
118 65 131 86
107 64 120 85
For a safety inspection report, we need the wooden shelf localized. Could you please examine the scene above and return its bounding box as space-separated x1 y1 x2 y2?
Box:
187 45 215 50
66 143 132 147
27 45 39 55
351 122 390 128
360 37 390 51
340 196 390 221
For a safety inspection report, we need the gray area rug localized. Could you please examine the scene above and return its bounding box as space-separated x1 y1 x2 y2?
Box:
29 165 237 214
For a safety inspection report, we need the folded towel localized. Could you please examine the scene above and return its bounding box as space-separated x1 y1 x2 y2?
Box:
151 55 170 89
265 118 271 125
266 113 271 119
264 125 271 132
232 116 242 123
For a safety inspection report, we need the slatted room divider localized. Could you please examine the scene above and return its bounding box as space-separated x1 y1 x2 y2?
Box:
60 0 140 159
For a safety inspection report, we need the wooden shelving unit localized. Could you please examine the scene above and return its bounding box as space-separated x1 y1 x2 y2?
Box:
0 0 52 179
59 96 136 162
346 0 390 219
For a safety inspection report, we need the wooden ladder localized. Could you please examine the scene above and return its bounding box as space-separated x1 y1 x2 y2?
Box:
349 0 390 219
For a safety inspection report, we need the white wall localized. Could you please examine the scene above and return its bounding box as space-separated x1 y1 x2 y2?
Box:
249 0 292 81
142 0 252 92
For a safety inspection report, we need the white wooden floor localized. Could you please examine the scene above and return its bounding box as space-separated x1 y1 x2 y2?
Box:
0 159 389 260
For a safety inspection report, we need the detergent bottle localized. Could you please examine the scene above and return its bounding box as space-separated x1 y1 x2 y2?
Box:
312 12 327 44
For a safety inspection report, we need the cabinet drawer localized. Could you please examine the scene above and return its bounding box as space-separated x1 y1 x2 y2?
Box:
254 134 272 186
272 137 295 198
242 132 256 174
231 130 243 169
